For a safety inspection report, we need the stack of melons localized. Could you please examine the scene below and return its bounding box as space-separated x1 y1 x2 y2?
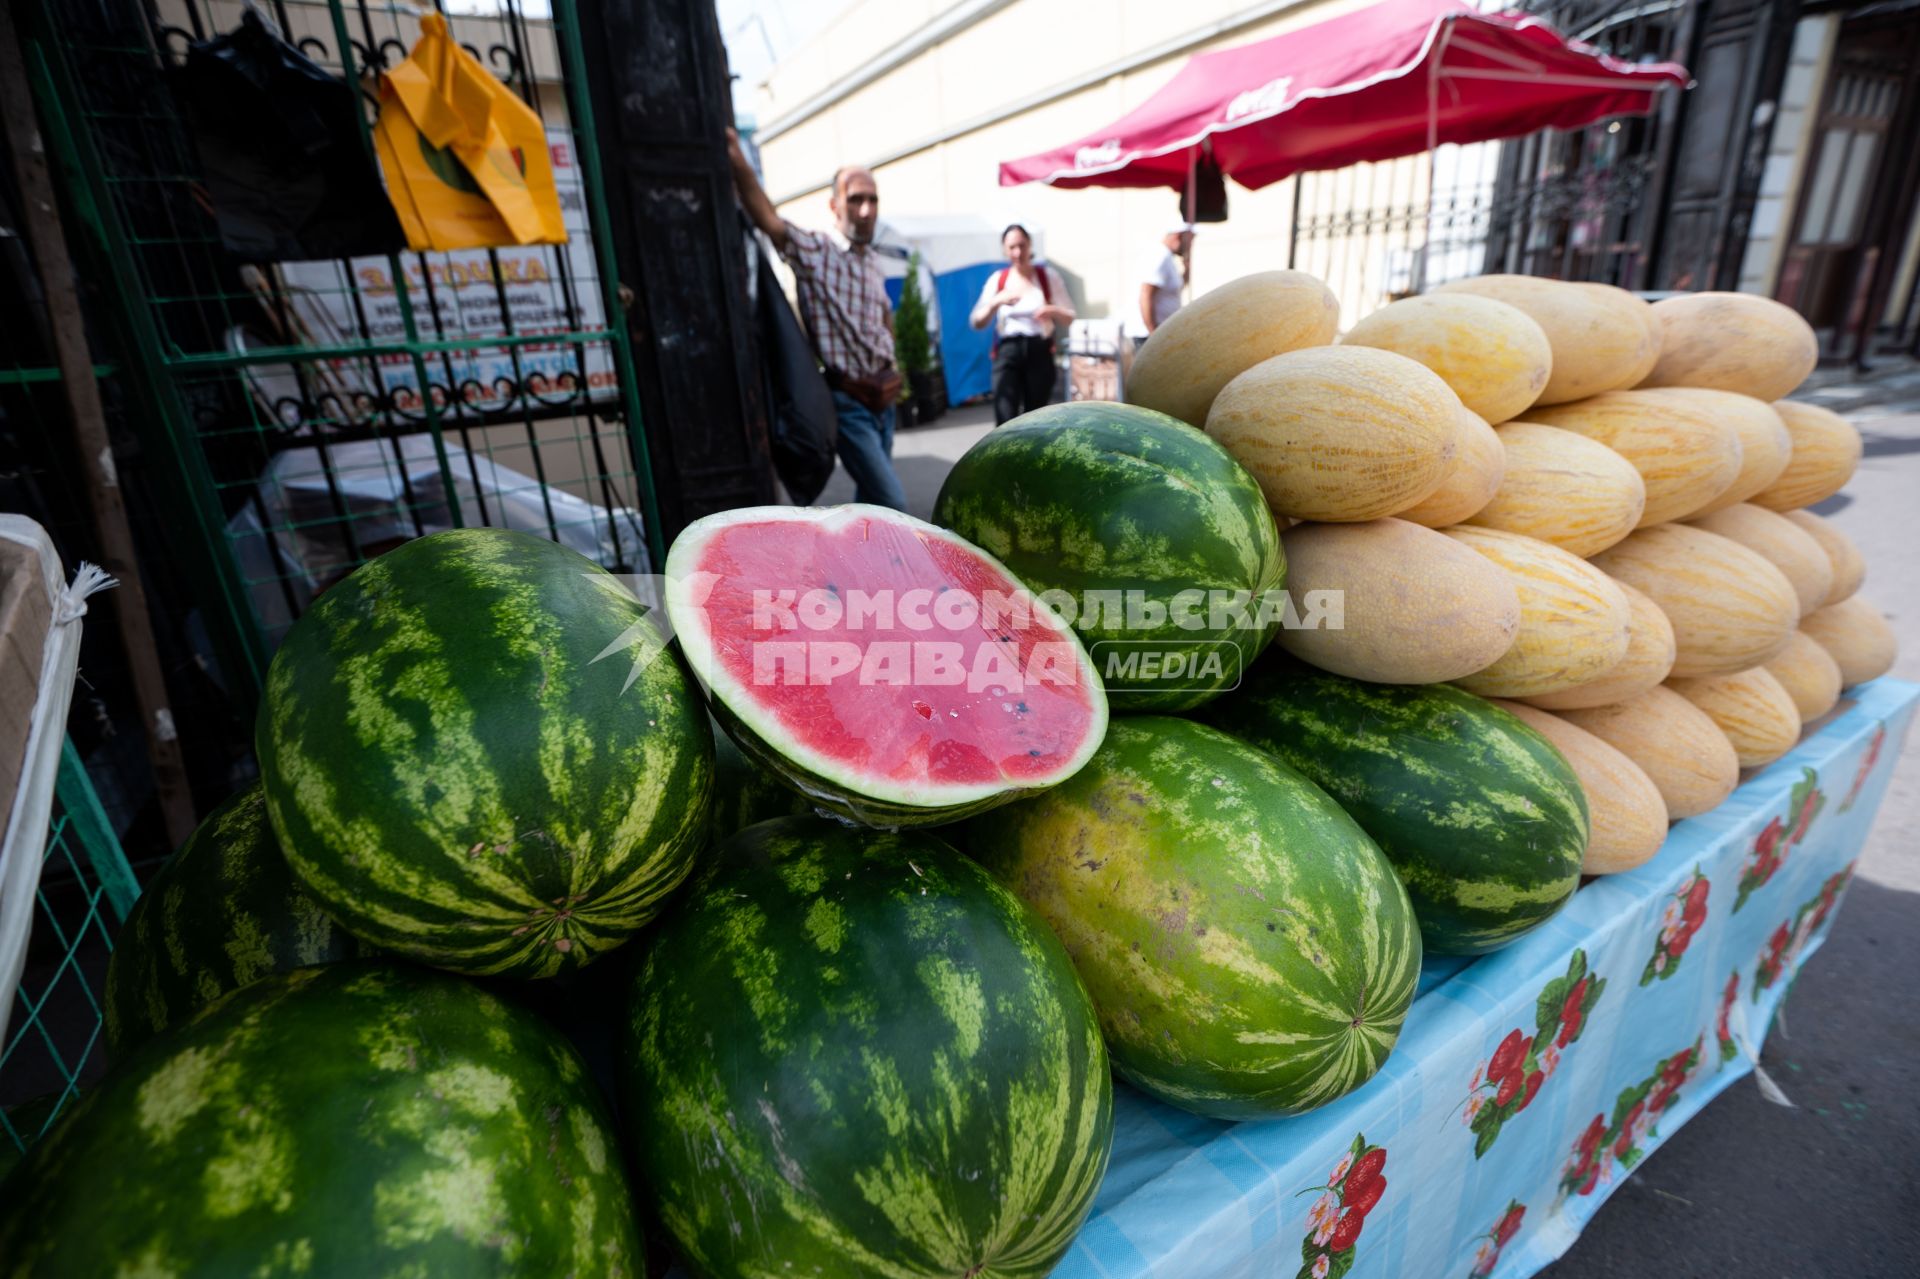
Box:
1136 272 1895 881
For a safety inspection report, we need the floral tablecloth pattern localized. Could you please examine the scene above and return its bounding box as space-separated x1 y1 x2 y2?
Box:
1056 678 1916 1279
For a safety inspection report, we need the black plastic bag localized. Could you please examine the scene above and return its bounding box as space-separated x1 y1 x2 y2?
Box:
172 10 405 262
755 243 838 504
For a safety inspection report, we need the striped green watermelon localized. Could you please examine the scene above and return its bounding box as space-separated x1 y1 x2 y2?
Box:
622 815 1112 1279
1207 659 1587 955
665 504 1107 828
932 402 1285 712
104 782 373 1059
707 715 811 842
0 963 641 1275
969 716 1421 1118
257 528 711 981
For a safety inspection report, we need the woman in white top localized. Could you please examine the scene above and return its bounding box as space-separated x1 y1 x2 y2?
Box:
970 224 1075 426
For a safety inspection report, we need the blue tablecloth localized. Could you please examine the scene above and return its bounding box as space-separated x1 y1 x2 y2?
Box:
1059 677 1917 1279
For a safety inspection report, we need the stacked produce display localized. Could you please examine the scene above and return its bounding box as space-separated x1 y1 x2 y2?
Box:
0 269 1901 1278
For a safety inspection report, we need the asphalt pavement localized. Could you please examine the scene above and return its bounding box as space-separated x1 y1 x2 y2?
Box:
836 369 1920 1278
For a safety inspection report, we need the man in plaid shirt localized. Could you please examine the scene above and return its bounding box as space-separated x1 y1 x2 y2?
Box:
727 129 908 510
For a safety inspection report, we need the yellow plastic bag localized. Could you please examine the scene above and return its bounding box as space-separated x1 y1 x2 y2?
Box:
373 14 566 251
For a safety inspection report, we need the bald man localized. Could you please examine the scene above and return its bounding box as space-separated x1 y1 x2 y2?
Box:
726 130 908 511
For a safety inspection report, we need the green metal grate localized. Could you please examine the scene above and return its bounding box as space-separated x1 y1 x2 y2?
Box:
1 741 140 1159
24 0 664 711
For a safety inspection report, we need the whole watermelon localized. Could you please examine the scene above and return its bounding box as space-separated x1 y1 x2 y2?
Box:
0 963 642 1276
1208 658 1587 954
622 816 1112 1279
104 782 373 1059
969 716 1421 1118
932 402 1285 713
257 528 712 979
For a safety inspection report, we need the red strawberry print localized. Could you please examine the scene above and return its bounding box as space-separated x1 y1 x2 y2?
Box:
1346 1173 1386 1216
1489 1029 1527 1082
1519 1070 1545 1111
1756 817 1784 856
1496 1205 1525 1245
1327 1208 1366 1251
1577 1115 1606 1155
1579 1166 1601 1195
1495 1070 1520 1107
1669 929 1691 957
1556 1008 1581 1049
1343 1147 1387 1201
1686 877 1710 915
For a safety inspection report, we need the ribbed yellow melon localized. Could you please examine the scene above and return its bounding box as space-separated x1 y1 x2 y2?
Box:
1205 345 1459 522
1558 687 1739 819
1800 596 1898 687
1397 406 1506 528
1524 391 1743 525
1467 422 1645 556
1685 503 1832 616
1667 667 1802 768
1644 388 1792 515
1494 701 1668 875
1341 293 1552 424
1571 283 1664 389
1274 519 1521 684
1763 630 1843 724
1589 524 1798 678
1441 526 1631 698
1523 578 1675 710
1750 402 1863 511
1639 292 1818 401
1434 276 1659 404
1127 271 1341 427
1780 510 1865 606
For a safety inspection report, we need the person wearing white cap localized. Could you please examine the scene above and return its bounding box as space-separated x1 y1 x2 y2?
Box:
1126 221 1194 351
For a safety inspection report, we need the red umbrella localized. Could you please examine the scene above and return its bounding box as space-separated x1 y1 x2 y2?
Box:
998 0 1688 193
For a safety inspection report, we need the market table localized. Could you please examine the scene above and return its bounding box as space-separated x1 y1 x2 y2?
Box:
1055 677 1916 1279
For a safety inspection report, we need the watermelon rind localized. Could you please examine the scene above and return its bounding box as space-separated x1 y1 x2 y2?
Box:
1208 657 1588 955
969 716 1422 1118
665 503 1108 826
0 962 644 1276
257 527 713 980
623 815 1113 1279
104 782 374 1060
933 402 1286 713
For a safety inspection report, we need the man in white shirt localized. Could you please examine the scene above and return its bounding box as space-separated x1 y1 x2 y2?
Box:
1127 222 1194 350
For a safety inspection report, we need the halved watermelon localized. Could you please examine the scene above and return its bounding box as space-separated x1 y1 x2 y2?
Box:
665 504 1108 826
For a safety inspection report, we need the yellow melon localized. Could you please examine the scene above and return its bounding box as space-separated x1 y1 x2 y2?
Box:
1685 503 1831 616
1274 519 1522 684
1467 422 1645 556
1205 345 1459 522
1126 271 1340 428
1763 630 1843 724
1340 293 1552 424
1440 526 1631 698
1589 524 1799 677
1523 390 1743 525
1780 510 1865 606
1750 402 1863 511
1800 596 1898 687
1571 283 1664 388
1639 292 1818 401
1494 701 1668 874
1559 687 1740 819
1396 406 1506 528
1523 578 1675 710
1434 275 1659 404
1643 388 1792 515
1667 668 1802 768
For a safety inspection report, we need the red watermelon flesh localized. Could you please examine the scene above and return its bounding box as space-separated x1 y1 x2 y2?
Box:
665 504 1108 824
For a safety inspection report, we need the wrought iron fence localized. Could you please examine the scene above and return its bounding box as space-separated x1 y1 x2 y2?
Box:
24 0 661 708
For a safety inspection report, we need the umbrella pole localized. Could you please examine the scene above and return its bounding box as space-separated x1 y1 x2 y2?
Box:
1184 147 1198 300
1416 17 1455 297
